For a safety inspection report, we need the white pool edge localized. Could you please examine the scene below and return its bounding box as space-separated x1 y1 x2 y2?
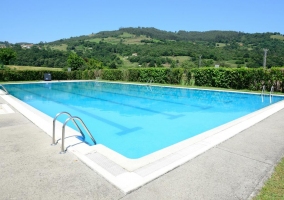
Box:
2 84 284 193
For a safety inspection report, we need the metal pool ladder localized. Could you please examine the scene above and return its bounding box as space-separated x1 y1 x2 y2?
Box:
261 85 265 95
146 78 153 92
52 111 96 154
270 85 274 96
0 84 8 94
262 85 274 96
147 78 153 85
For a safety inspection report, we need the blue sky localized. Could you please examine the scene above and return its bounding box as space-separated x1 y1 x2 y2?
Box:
1 0 283 43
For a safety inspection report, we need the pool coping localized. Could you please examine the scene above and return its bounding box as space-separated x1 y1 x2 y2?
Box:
2 81 284 193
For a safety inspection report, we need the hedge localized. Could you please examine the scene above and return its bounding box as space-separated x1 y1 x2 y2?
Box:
191 67 284 92
0 70 86 81
127 68 185 84
1 67 284 92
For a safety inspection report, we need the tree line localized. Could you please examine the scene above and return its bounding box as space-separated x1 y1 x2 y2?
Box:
1 27 284 69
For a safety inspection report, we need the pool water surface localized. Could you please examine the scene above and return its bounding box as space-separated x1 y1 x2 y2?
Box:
4 81 284 159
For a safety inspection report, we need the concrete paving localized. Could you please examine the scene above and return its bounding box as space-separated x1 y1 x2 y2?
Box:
1 96 284 200
122 108 284 200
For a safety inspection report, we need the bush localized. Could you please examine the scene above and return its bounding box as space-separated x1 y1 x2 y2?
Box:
1 67 284 93
191 67 284 92
101 69 123 81
0 70 79 81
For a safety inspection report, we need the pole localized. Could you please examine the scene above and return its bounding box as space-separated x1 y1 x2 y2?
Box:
263 49 268 68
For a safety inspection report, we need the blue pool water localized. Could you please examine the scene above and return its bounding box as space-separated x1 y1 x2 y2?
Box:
4 82 284 159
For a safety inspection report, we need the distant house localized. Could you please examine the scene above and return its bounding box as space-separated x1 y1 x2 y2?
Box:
21 44 33 49
132 53 138 56
0 45 6 48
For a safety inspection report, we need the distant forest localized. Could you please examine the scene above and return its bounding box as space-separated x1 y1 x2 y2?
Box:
2 27 284 69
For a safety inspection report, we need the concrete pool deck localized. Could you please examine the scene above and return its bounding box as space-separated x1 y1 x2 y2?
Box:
1 94 284 199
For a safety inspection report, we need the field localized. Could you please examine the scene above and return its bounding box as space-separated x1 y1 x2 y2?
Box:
49 44 68 51
166 56 190 63
216 43 226 47
7 65 63 71
118 32 135 38
87 38 101 43
270 35 284 41
87 34 149 45
224 60 239 68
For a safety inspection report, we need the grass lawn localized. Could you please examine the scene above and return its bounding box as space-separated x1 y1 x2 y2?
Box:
270 35 284 41
87 34 148 45
224 60 239 68
103 37 121 44
87 37 122 44
216 43 226 47
254 157 284 199
123 35 149 45
50 44 68 51
165 56 190 63
118 32 135 38
87 38 101 43
7 65 63 71
119 56 139 68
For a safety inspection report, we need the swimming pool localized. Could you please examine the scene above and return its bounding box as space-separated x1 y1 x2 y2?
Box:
4 81 284 159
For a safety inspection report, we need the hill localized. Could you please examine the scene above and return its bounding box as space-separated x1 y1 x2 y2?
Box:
2 27 284 69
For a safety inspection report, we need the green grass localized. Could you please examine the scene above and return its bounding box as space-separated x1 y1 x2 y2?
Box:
271 35 284 41
50 44 68 51
118 56 140 68
87 35 149 45
121 56 192 68
216 43 226 47
7 65 63 71
118 32 135 38
166 56 190 63
121 35 148 45
75 45 85 51
254 157 284 199
87 38 101 43
103 37 122 44
87 37 121 44
223 60 239 68
0 80 41 84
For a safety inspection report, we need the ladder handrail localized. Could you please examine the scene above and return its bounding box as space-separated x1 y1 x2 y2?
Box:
146 78 153 92
270 85 274 96
261 85 274 97
60 116 96 153
52 111 83 145
147 78 153 84
0 84 8 94
261 85 265 95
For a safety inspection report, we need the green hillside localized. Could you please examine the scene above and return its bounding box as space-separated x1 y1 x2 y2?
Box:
2 27 284 69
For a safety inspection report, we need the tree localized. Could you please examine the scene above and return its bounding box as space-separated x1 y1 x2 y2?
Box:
0 48 16 65
109 62 117 69
148 60 156 67
181 60 196 68
67 53 85 70
86 58 103 69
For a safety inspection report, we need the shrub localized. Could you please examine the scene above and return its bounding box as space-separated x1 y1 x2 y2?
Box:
101 69 123 81
1 67 284 93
